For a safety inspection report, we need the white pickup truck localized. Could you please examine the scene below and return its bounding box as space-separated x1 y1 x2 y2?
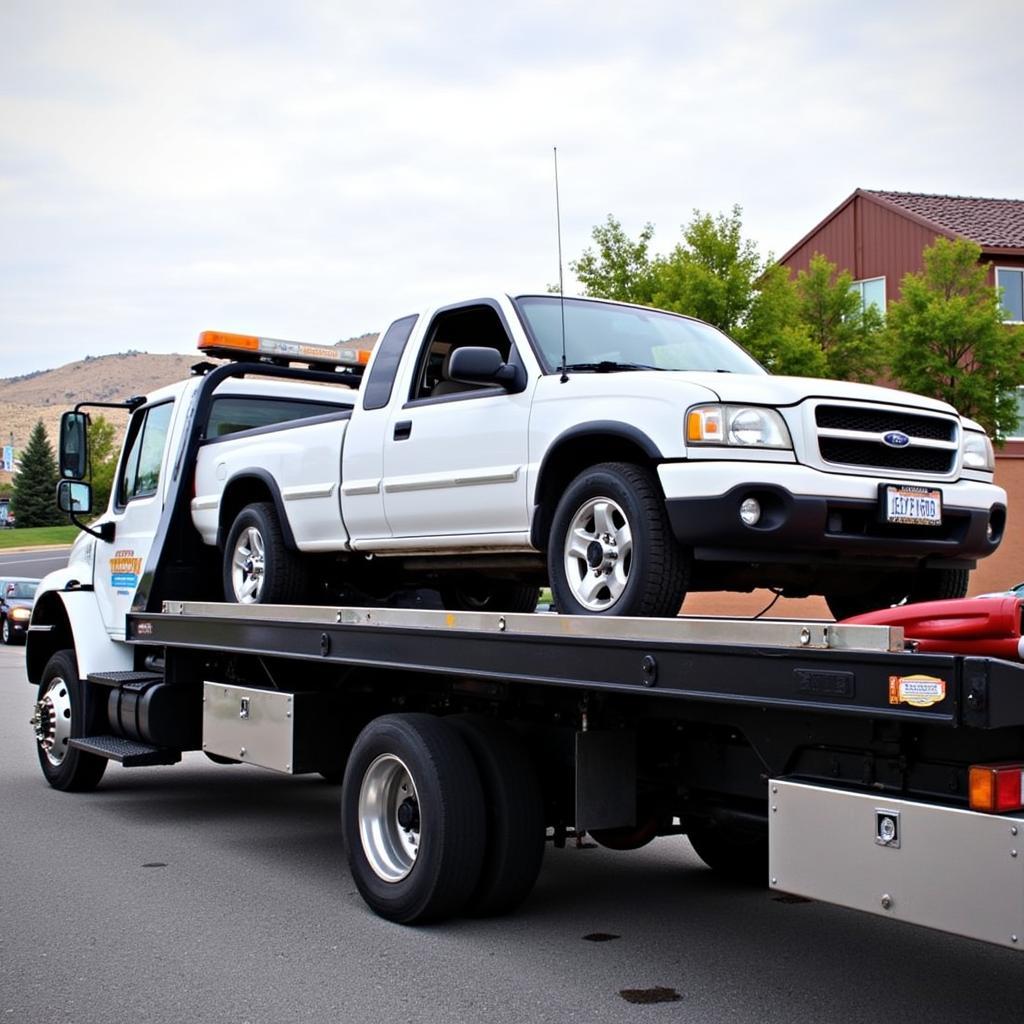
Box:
69 293 1007 625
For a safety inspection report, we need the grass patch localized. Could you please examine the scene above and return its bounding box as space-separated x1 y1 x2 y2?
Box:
0 525 78 549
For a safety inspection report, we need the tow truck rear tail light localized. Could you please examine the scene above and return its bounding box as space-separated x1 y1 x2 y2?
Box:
198 330 371 369
968 763 1024 812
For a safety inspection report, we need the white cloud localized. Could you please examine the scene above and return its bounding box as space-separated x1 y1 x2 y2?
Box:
1 0 1022 374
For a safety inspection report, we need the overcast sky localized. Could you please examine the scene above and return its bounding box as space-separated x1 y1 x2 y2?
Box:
2 0 1022 378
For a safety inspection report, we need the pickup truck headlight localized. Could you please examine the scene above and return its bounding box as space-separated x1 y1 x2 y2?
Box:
686 405 792 449
9 607 30 621
962 430 995 471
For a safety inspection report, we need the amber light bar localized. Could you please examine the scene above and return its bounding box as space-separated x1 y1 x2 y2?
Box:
198 330 370 368
969 763 1024 812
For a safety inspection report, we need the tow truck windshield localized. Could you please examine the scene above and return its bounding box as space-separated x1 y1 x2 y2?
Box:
515 295 765 376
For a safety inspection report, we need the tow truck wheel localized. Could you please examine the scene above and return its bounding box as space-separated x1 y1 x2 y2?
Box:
33 650 107 792
687 820 767 885
447 714 545 916
549 462 688 617
440 581 540 614
223 501 308 605
341 714 486 923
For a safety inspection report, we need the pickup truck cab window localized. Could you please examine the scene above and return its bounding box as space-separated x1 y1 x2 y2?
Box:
118 401 173 506
362 315 418 411
514 295 765 375
410 304 515 402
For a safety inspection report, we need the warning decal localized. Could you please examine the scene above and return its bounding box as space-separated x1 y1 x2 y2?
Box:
888 674 947 708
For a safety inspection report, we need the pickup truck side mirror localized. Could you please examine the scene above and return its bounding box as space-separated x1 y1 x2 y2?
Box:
59 411 89 480
447 347 522 391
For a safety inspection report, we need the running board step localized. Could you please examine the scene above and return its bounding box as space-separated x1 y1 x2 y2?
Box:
87 671 163 689
69 735 181 767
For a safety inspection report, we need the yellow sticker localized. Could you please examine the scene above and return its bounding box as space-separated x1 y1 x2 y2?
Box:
888 674 947 708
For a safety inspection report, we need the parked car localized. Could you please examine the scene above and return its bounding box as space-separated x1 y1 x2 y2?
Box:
0 577 40 644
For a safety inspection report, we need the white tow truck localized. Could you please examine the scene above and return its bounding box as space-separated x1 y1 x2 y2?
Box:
183 295 1004 620
24 307 1024 947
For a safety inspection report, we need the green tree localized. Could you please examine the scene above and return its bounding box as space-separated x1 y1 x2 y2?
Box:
11 420 62 527
739 263 827 377
650 205 763 334
569 215 657 303
87 415 119 513
793 253 886 382
887 238 1022 440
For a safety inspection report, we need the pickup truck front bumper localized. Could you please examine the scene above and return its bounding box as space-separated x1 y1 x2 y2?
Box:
658 462 1006 567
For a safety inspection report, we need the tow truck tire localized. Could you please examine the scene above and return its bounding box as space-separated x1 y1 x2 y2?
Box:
223 502 308 605
687 821 768 885
440 581 540 614
33 650 107 792
447 714 545 916
548 462 688 617
341 713 486 924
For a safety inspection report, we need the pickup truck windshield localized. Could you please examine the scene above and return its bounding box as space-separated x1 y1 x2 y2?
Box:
515 296 765 375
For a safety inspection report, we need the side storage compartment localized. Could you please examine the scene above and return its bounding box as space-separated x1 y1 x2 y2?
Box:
769 779 1024 949
203 682 330 774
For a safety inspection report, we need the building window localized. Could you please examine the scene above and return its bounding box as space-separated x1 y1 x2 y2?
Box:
850 276 886 313
997 268 1024 323
1009 386 1024 441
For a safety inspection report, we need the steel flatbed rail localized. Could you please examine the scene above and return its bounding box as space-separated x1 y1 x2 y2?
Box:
126 602 1024 730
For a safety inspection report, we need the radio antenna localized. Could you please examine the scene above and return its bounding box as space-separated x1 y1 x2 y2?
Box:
553 147 569 383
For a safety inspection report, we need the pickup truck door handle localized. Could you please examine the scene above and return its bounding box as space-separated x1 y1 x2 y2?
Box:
393 420 412 441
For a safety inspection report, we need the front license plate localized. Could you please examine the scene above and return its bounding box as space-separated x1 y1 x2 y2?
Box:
884 485 942 526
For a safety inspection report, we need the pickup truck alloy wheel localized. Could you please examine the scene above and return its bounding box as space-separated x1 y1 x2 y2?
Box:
548 462 688 617
223 502 308 605
33 649 106 791
1 617 11 644
341 713 486 923
231 526 266 603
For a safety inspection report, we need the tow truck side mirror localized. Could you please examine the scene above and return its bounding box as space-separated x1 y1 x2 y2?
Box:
57 479 92 515
448 347 523 391
59 411 89 480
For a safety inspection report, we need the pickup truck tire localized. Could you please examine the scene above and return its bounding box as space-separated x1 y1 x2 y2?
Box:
223 501 308 605
440 581 540 614
447 714 545 916
1 617 13 645
825 567 970 620
687 820 768 885
341 713 486 924
548 462 688 617
33 649 107 792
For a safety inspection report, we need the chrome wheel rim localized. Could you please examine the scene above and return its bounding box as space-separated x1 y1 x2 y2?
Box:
231 526 265 603
33 676 72 767
563 496 633 611
358 754 421 882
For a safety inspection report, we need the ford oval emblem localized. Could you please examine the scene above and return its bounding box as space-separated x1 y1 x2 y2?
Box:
883 431 910 448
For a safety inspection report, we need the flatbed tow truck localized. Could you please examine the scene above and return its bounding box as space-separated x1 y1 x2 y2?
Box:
25 329 1024 943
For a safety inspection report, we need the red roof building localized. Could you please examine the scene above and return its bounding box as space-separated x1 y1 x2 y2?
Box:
779 189 1024 322
779 189 1024 594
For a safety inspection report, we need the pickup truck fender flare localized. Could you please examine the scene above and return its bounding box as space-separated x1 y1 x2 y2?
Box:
529 422 665 550
27 587 132 686
216 470 300 552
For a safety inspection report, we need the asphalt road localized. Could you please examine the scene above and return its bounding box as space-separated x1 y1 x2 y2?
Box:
3 643 1024 1024
0 545 71 580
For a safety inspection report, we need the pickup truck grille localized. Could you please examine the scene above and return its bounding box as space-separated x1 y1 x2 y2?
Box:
814 404 959 475
815 407 956 442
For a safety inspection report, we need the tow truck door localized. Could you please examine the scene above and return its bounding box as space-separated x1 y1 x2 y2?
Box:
93 397 179 638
